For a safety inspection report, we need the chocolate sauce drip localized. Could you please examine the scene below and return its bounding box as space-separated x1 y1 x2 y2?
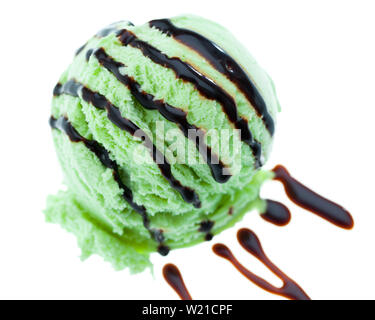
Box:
158 244 170 256
205 233 214 241
49 115 169 252
75 21 134 57
199 220 214 232
149 19 275 136
261 199 291 226
96 21 134 38
49 116 144 213
96 26 120 38
199 220 215 241
94 47 230 183
53 83 62 97
54 79 201 208
213 228 310 300
273 165 354 229
75 43 87 56
163 264 192 300
117 29 262 168
53 81 80 97
85 48 94 62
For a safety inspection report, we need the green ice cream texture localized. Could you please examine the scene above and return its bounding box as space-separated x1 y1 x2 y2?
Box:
45 14 280 273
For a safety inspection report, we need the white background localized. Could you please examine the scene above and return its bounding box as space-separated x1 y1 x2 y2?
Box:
0 0 374 300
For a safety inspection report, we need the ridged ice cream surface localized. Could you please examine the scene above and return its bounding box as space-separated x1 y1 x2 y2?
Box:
45 14 280 273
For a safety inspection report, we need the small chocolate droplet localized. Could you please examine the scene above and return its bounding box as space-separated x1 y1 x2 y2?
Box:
199 220 214 233
205 233 214 241
163 264 192 300
261 199 291 227
158 245 170 256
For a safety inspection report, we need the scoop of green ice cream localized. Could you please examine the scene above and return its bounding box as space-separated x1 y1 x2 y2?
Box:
45 14 280 273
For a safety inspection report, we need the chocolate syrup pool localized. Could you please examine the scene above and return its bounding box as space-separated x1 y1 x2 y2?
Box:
163 264 192 300
214 228 311 300
162 165 353 300
270 165 353 229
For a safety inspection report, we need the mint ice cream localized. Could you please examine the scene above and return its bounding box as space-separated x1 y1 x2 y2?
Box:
45 15 280 273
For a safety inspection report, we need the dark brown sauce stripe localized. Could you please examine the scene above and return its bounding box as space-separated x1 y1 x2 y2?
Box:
96 21 134 38
213 228 310 300
149 19 275 136
94 47 230 183
49 116 141 212
49 115 170 253
54 80 200 209
95 26 120 38
163 264 192 300
273 165 354 229
261 199 291 227
85 48 94 62
75 21 135 57
75 43 87 56
117 29 262 168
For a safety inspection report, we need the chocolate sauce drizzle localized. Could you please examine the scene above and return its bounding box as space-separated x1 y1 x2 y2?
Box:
149 19 275 136
49 116 167 247
75 21 135 57
75 43 87 56
272 165 354 229
163 264 192 300
95 27 120 38
261 199 291 227
49 116 169 252
116 29 262 168
53 80 200 209
85 48 94 62
94 47 230 183
157 245 170 256
96 21 135 38
213 228 310 300
199 220 215 241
